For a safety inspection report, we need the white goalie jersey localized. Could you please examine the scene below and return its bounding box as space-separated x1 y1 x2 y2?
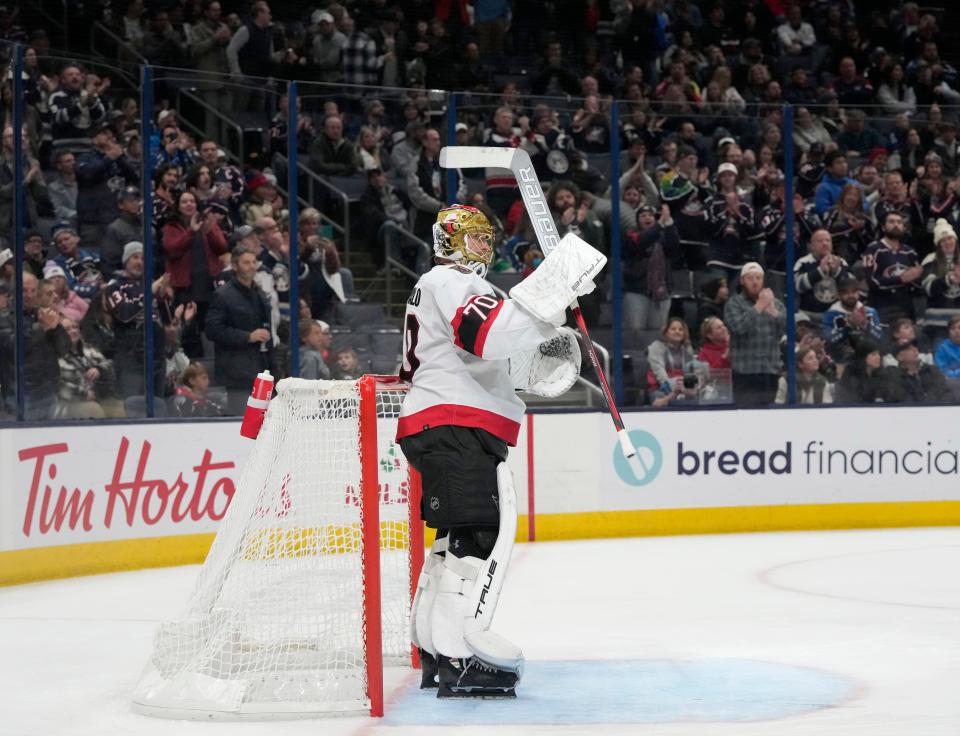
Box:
396 264 558 446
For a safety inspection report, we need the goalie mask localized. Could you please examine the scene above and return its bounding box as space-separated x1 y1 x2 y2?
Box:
433 205 494 277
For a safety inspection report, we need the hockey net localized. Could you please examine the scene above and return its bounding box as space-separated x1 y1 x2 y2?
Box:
132 376 421 719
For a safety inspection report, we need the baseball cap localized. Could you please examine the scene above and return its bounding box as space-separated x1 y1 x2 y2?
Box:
0 248 12 269
51 222 78 241
313 10 334 23
43 263 67 279
717 162 738 176
740 261 764 277
117 185 141 202
231 225 256 243
455 122 469 132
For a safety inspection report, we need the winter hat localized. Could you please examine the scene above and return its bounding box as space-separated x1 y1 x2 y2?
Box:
42 263 67 279
934 218 957 246
740 261 764 278
246 172 271 192
206 201 230 218
122 241 144 264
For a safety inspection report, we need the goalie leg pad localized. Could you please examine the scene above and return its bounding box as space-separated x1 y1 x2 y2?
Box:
410 532 447 652
431 464 523 675
410 532 447 688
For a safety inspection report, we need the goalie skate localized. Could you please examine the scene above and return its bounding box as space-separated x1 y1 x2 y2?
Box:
419 648 439 689
437 654 520 699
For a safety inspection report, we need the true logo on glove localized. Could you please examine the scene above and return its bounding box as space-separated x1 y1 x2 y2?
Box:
572 253 606 290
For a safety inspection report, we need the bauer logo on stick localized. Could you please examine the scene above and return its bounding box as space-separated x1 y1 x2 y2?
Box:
517 166 560 252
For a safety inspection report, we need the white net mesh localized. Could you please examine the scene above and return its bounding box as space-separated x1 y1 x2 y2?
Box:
132 377 413 718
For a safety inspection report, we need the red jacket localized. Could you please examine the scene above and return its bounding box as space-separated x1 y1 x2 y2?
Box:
161 220 228 289
698 340 731 370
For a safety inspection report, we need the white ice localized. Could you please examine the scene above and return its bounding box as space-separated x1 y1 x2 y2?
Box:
2 527 959 735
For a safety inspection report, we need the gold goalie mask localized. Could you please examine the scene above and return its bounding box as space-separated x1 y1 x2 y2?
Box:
432 204 494 277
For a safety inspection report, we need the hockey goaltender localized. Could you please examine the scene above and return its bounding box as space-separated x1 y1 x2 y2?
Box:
396 203 605 698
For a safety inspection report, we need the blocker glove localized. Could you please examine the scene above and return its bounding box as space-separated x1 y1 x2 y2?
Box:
508 232 607 326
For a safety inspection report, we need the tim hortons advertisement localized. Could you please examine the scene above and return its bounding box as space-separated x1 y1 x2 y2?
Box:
0 415 526 557
0 424 253 551
531 406 960 513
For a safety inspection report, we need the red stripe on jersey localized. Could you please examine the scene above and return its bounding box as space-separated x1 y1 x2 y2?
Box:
396 404 521 446
473 298 504 357
451 305 466 350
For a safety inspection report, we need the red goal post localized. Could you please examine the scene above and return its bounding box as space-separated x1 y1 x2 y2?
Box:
358 375 424 716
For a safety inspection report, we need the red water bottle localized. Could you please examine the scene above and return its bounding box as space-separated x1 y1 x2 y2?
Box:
240 370 274 439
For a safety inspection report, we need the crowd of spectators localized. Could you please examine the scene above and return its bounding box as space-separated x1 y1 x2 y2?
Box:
1 0 959 418
0 40 362 418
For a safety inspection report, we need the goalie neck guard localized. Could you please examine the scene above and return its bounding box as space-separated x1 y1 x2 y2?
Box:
433 204 494 277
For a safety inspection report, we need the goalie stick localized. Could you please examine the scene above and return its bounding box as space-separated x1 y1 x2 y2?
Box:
439 146 645 473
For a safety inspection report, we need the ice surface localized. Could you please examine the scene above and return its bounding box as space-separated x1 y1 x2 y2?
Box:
1 528 958 736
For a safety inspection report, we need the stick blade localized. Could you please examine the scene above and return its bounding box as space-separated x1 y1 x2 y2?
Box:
439 146 515 170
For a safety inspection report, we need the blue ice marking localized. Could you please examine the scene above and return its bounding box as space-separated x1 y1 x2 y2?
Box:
383 659 855 726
